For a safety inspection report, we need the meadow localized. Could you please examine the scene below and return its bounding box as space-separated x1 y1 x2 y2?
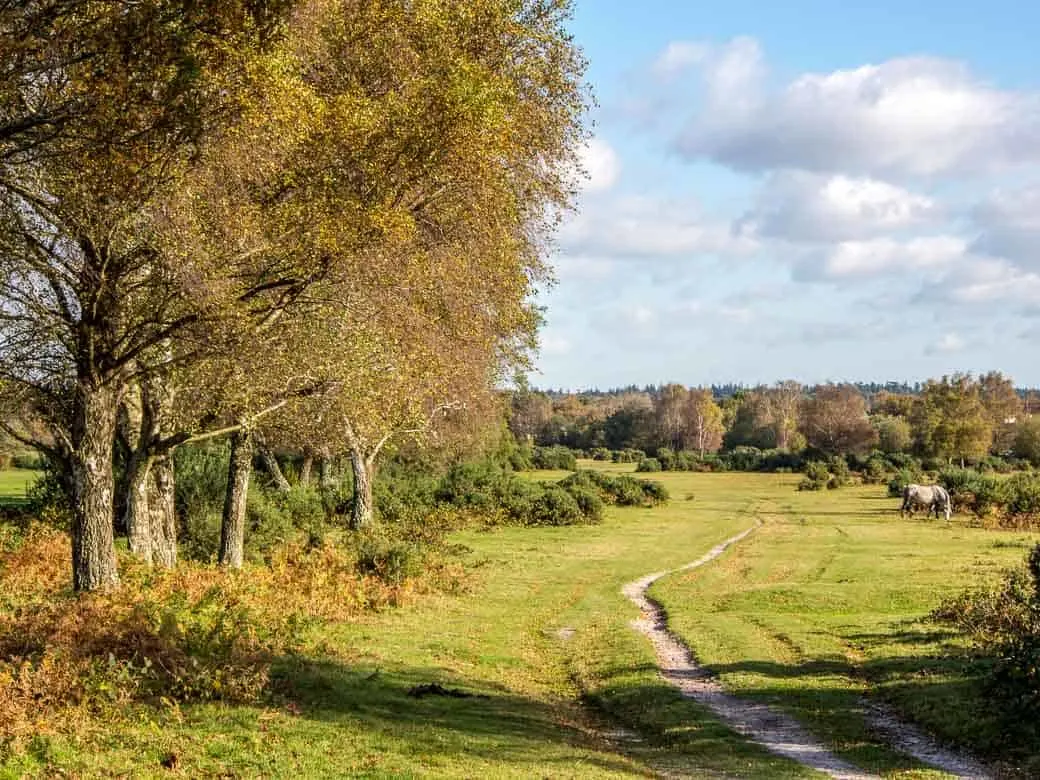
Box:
3 464 1034 778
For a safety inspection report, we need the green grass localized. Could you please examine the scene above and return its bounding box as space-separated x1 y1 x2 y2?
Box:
651 472 1037 776
5 468 1033 778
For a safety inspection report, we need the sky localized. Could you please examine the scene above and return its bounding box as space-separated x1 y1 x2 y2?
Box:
532 0 1040 390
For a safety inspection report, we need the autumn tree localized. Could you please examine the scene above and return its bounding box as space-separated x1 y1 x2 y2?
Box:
0 0 292 589
872 414 912 454
166 0 588 548
978 371 1022 453
911 375 993 464
686 389 724 456
654 384 689 451
763 381 803 450
799 384 877 455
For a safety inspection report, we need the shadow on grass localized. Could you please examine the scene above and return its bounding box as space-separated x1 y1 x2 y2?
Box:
269 655 643 775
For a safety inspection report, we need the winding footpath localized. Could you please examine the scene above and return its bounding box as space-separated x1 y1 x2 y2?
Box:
622 524 992 780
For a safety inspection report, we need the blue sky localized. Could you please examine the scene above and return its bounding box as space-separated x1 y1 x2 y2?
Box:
532 1 1040 389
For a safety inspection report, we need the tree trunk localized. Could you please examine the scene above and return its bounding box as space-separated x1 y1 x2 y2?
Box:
349 449 374 530
259 447 291 492
319 455 335 488
70 381 120 591
299 452 313 485
219 429 253 569
149 454 178 568
120 380 154 563
124 453 155 564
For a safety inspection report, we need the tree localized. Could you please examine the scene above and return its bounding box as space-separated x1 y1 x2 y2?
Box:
979 371 1022 453
654 384 689 451
799 384 877 455
686 389 724 456
1013 417 1040 465
0 0 292 590
911 375 993 464
763 381 803 450
872 414 912 454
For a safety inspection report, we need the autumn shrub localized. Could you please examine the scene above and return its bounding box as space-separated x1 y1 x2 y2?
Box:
0 522 464 749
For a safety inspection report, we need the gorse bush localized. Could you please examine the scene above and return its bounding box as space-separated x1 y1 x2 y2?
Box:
556 470 668 508
531 445 577 471
932 543 1040 753
936 469 1040 526
798 461 830 491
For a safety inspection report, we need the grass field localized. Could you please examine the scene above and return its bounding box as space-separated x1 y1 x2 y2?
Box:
4 465 1034 778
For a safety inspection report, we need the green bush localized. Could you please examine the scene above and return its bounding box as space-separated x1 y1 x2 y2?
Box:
888 468 921 497
590 447 612 461
724 446 763 472
565 484 605 523
635 457 662 472
932 544 1040 751
798 461 830 491
612 448 645 464
529 485 585 526
862 457 889 484
531 446 577 470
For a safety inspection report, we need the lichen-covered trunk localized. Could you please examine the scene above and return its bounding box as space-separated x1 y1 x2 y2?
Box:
349 449 374 530
299 452 313 485
219 429 252 569
124 453 155 564
150 454 178 567
120 380 154 563
70 381 120 591
259 447 291 492
319 455 335 488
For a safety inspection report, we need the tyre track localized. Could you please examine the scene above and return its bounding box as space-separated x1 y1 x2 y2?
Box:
622 524 992 779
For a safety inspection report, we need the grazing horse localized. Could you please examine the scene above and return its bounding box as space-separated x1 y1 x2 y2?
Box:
901 484 952 522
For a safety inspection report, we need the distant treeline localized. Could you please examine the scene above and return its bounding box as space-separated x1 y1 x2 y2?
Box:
509 373 1040 466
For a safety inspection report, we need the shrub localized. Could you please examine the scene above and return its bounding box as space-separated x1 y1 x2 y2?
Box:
612 448 645 464
798 461 830 491
862 457 889 484
565 484 605 523
635 457 662 473
888 468 921 498
529 485 585 526
590 447 612 461
531 446 577 471
725 446 763 472
932 544 1040 749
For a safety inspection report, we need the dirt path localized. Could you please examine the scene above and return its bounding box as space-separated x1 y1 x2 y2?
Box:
622 525 992 780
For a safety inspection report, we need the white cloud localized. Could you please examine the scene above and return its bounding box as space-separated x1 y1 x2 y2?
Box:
926 332 966 355
667 40 1040 178
737 172 940 242
539 333 571 356
560 194 756 259
651 41 710 79
576 138 621 192
971 184 1040 270
941 258 1040 305
798 235 966 280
